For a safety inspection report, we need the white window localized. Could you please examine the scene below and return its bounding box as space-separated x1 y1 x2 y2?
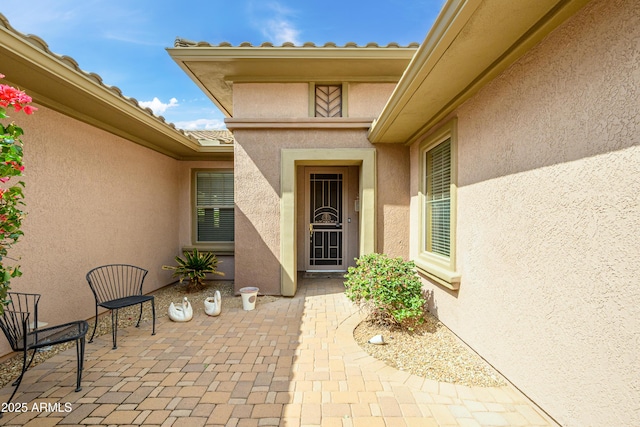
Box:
424 138 451 258
195 171 234 244
417 119 460 289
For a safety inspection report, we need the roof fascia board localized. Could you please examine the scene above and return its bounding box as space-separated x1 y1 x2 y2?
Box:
368 0 481 143
369 0 591 144
166 46 418 61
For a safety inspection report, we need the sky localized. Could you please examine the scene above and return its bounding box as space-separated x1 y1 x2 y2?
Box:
1 0 445 130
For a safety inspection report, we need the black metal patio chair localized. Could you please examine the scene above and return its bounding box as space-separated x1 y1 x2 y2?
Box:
86 264 156 350
0 292 88 412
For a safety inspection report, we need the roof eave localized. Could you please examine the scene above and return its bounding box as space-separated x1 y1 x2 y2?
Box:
369 0 592 144
167 43 420 118
0 14 205 160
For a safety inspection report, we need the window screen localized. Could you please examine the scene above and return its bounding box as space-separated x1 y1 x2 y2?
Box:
424 139 451 257
196 171 234 242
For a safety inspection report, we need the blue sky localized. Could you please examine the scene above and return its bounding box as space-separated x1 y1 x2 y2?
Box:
1 1 444 130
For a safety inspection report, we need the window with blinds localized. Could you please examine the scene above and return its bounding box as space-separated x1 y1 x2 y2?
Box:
424 139 451 258
196 171 234 242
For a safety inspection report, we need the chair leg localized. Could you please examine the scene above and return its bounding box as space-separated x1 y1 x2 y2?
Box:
111 309 118 350
151 299 156 336
75 336 85 392
89 305 99 343
135 302 143 328
11 349 36 387
6 348 34 410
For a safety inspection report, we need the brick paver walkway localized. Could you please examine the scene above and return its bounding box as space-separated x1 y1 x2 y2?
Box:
0 278 556 426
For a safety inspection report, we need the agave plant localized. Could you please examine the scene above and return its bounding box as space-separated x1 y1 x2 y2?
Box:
162 249 224 292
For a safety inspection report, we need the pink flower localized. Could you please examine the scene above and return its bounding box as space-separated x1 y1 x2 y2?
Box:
0 83 34 112
23 105 37 115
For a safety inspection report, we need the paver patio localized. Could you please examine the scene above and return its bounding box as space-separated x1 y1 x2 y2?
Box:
0 278 557 426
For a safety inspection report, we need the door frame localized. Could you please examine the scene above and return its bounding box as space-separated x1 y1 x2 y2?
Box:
304 167 348 272
280 148 377 296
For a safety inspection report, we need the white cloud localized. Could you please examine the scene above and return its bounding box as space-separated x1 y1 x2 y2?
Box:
251 1 301 45
173 118 227 130
139 97 179 115
264 19 301 45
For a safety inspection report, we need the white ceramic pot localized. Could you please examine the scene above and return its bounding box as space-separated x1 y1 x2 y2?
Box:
239 287 259 311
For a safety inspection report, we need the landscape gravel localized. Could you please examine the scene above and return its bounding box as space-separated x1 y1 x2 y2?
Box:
353 314 506 387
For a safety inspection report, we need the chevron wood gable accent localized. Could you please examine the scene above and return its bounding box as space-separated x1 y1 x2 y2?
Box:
315 85 342 117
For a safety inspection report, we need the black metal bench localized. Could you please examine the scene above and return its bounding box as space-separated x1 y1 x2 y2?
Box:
86 264 156 349
0 292 88 413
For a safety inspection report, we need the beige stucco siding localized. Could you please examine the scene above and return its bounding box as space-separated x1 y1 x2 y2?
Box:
233 83 308 118
375 144 410 257
2 106 181 356
347 83 397 117
411 0 639 425
233 128 410 294
233 82 398 119
232 79 410 294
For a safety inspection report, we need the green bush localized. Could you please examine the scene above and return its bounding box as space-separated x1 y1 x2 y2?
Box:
162 249 224 292
344 253 426 329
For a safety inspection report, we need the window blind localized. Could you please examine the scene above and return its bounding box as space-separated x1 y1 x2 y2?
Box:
196 172 234 242
425 139 451 257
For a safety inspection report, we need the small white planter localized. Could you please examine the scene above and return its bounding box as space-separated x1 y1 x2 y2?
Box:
239 287 259 311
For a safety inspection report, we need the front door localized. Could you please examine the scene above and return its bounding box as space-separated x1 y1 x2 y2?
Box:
305 167 347 271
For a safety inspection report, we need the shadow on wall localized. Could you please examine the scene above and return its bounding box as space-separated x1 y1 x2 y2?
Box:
234 206 282 296
422 287 438 320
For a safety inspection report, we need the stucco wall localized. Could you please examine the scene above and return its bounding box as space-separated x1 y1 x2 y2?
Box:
0 106 182 356
232 79 410 294
233 128 410 294
410 0 640 425
233 82 398 119
347 83 397 117
233 83 309 118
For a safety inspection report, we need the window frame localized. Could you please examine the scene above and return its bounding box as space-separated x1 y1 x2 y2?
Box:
416 119 461 289
191 169 234 254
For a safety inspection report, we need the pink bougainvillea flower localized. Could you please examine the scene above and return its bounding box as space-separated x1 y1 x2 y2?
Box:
0 177 10 183
23 105 37 115
0 84 33 111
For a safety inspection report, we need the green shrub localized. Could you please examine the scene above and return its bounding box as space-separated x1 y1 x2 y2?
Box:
162 249 224 292
344 253 426 329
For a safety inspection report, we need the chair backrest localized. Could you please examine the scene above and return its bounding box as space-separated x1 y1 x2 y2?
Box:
0 292 39 351
86 264 148 304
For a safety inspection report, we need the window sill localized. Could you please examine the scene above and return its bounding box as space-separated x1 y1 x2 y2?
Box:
414 258 460 291
182 244 234 256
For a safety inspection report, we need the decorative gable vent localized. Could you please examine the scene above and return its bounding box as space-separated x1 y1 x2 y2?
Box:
315 85 342 117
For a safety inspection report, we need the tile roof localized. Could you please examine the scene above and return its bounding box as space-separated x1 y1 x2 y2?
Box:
0 14 193 141
174 39 420 49
185 130 235 145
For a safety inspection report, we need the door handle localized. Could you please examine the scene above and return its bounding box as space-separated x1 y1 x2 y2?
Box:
309 224 313 239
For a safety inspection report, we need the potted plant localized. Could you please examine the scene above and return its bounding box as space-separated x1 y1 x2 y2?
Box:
162 249 224 292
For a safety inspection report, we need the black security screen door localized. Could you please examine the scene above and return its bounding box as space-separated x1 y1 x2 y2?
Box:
308 172 344 269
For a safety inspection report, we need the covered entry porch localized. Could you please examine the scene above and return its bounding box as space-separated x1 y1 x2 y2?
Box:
280 148 377 296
